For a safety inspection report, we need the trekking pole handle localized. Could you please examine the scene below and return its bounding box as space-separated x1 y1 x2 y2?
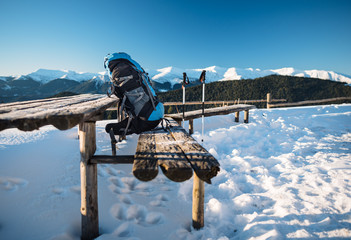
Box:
199 70 206 83
183 72 189 86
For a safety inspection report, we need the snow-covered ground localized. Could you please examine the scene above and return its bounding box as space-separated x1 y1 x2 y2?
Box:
0 104 350 239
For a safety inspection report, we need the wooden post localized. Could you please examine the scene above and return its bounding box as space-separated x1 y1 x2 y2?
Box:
235 111 239 122
267 93 272 109
79 121 99 240
192 173 204 230
244 110 249 123
189 119 194 135
176 120 182 126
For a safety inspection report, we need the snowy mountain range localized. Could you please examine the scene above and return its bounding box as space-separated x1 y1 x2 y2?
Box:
2 66 351 85
1 66 350 102
149 66 351 91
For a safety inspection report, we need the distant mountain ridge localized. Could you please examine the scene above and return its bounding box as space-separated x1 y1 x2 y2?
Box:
1 66 350 103
149 66 351 91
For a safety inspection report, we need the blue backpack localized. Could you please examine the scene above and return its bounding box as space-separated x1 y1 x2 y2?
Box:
104 52 164 121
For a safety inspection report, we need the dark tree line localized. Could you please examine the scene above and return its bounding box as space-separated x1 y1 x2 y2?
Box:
157 75 351 113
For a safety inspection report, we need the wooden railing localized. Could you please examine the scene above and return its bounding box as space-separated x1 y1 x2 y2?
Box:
106 93 351 112
163 98 286 106
268 96 351 108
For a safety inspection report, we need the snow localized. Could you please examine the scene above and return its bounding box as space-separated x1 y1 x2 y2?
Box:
11 66 351 87
1 84 12 91
1 104 351 239
150 66 351 86
24 69 107 84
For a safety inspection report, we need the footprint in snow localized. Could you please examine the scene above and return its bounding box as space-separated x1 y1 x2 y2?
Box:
105 167 123 176
70 185 81 195
109 177 124 188
0 177 28 191
113 222 133 237
111 203 164 227
119 194 133 204
150 194 169 207
110 203 127 220
121 177 138 192
52 188 66 195
145 212 164 225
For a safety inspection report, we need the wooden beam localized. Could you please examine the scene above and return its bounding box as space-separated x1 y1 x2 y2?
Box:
89 155 134 164
79 121 99 240
166 104 255 121
268 96 351 108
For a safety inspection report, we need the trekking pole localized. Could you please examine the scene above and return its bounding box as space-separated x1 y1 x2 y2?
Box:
109 129 117 156
199 70 206 144
182 72 189 128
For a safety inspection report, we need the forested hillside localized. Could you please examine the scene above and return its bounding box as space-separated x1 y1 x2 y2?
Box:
157 75 351 113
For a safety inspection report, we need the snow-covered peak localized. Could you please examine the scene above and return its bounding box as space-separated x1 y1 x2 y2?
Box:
7 66 351 86
150 66 351 85
24 68 107 84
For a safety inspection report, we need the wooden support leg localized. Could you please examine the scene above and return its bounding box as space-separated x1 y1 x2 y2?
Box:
176 120 182 126
189 119 194 135
79 122 99 240
235 111 239 122
244 110 249 123
192 173 204 230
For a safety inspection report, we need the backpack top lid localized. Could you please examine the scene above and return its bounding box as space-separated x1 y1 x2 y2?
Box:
104 52 144 77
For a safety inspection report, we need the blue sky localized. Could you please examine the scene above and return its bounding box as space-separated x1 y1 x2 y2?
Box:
0 0 350 76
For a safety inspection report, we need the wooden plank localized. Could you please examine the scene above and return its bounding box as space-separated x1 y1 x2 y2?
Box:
89 155 134 164
165 104 255 121
133 133 159 181
162 99 286 106
154 129 193 182
0 94 118 131
79 122 99 240
166 119 220 184
0 94 103 113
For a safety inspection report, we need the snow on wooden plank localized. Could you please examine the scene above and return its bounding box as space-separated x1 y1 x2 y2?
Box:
0 94 118 131
166 118 220 184
154 128 193 182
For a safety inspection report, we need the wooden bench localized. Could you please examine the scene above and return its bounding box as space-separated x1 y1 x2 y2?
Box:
0 94 220 240
90 117 220 232
166 104 256 134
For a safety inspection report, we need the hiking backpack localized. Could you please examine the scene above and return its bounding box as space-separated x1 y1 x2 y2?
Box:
104 52 164 121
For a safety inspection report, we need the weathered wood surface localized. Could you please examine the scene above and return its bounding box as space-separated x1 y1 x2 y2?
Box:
89 155 134 164
79 122 99 240
133 133 159 181
0 94 118 131
192 173 205 229
165 104 256 121
133 118 220 184
154 128 193 182
167 120 220 184
162 99 286 106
